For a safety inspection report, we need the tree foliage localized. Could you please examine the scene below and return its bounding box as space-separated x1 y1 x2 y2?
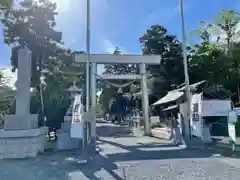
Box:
0 0 12 8
1 0 84 128
189 9 240 104
140 25 185 97
2 0 63 87
215 9 240 54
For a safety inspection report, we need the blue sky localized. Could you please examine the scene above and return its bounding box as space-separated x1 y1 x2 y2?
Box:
0 0 239 69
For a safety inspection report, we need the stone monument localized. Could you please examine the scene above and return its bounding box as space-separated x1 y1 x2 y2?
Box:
4 48 38 130
0 48 48 159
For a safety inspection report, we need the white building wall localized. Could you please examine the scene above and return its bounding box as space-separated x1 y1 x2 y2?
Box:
201 100 231 117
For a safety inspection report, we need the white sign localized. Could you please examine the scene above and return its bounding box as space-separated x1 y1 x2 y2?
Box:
228 124 236 142
70 122 84 138
190 93 202 137
70 102 85 139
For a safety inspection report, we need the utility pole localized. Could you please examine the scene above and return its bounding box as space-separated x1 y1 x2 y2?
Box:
179 0 191 140
86 0 91 111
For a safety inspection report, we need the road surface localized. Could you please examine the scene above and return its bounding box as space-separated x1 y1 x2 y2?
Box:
0 123 240 179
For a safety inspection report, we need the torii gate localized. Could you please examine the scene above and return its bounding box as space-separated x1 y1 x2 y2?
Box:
74 53 161 135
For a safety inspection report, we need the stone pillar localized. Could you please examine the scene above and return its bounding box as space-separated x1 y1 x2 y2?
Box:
4 48 38 130
15 48 31 116
140 63 150 135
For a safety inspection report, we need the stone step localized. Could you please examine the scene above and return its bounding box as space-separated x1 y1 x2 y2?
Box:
57 122 71 133
64 116 71 122
56 132 80 150
96 124 133 136
151 128 171 140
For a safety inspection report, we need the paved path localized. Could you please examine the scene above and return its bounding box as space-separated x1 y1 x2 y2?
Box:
0 124 240 179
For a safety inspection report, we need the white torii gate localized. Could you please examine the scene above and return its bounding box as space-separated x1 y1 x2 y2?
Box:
74 53 161 135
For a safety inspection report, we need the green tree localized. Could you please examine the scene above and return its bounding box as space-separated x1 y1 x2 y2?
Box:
0 0 12 9
189 13 240 101
98 47 136 115
215 9 240 54
41 50 85 128
2 0 63 88
43 50 85 90
188 43 230 94
214 9 240 102
1 0 79 128
0 70 4 86
139 24 185 97
0 69 15 122
192 21 213 44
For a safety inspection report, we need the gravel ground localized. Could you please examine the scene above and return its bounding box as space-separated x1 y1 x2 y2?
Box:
0 124 240 180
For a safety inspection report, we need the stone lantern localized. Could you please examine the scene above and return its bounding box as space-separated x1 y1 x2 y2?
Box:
65 81 82 116
67 81 82 101
56 81 82 150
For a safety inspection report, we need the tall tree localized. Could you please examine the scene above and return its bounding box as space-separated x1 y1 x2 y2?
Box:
192 21 213 44
1 0 77 128
188 43 230 94
189 12 240 101
214 9 240 101
2 0 63 88
215 9 240 54
140 24 185 97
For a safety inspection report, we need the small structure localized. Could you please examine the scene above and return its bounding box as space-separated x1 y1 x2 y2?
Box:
56 81 81 150
153 81 231 143
0 48 48 159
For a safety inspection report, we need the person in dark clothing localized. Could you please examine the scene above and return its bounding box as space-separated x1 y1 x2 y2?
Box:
115 92 127 124
109 97 117 123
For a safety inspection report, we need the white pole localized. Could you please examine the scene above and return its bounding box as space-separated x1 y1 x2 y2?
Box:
179 0 191 140
86 0 91 111
80 0 91 162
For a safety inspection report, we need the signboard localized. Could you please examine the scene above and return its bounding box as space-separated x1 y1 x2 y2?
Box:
70 104 84 138
228 124 236 142
70 123 84 138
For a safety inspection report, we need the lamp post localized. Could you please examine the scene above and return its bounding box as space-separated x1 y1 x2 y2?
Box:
179 0 191 140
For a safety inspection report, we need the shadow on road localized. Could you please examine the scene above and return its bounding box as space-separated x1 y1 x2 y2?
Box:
98 138 214 161
1 137 239 180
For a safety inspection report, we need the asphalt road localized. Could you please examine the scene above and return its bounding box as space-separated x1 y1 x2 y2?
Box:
0 124 240 180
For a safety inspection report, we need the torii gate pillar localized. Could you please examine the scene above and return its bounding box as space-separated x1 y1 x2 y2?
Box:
90 62 97 139
140 63 150 135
